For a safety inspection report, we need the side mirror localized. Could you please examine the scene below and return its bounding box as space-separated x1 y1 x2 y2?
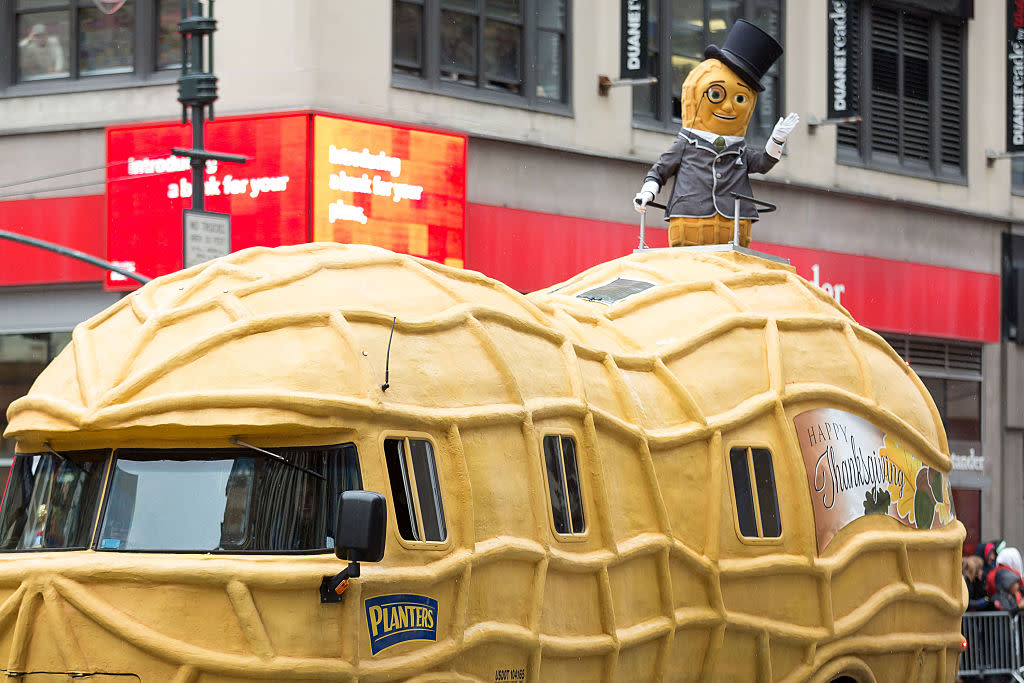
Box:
335 490 387 563
322 490 387 603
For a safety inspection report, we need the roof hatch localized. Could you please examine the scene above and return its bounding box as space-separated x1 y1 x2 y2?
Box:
576 277 655 305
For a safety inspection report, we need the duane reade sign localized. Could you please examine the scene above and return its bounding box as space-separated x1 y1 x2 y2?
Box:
827 0 851 118
183 210 231 269
1009 0 1024 151
620 0 647 79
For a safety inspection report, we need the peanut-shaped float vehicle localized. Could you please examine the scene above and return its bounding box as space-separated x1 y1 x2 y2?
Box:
2 240 966 682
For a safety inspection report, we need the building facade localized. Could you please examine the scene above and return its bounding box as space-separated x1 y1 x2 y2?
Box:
0 0 1014 549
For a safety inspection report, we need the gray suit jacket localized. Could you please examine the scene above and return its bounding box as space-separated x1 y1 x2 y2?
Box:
644 129 779 221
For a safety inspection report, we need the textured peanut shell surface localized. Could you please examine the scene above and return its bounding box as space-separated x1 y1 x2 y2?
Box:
2 243 965 682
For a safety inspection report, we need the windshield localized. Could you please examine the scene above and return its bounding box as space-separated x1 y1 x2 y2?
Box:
0 451 109 550
97 444 361 552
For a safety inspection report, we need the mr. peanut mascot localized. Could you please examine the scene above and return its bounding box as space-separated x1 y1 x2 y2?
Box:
634 19 799 248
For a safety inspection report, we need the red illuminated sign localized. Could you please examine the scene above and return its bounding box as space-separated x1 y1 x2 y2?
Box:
105 112 467 290
754 241 1001 343
312 115 466 267
105 112 310 289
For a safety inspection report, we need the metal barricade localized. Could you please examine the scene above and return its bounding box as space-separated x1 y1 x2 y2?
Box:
960 611 1019 678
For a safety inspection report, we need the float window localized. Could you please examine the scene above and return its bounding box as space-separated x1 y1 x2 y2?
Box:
729 447 781 539
543 435 585 535
95 443 361 553
384 437 447 543
0 450 108 551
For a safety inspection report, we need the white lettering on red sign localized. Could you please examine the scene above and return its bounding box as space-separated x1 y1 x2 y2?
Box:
328 145 403 177
328 199 368 225
166 175 290 200
107 260 137 282
127 155 218 176
810 263 846 305
323 145 425 225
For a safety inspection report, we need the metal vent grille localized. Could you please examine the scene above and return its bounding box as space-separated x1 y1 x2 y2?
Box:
880 333 982 374
576 278 655 305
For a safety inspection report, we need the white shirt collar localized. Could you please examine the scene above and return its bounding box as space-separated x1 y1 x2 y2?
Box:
683 128 744 146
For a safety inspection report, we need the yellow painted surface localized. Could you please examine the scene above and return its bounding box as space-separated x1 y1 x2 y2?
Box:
3 243 966 681
680 59 758 138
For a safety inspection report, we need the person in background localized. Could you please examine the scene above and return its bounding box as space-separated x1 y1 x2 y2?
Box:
18 23 66 80
994 567 1024 615
963 555 990 611
978 539 1005 575
987 546 1023 597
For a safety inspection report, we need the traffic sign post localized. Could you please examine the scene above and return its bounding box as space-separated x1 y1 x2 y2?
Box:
176 0 243 269
183 209 231 269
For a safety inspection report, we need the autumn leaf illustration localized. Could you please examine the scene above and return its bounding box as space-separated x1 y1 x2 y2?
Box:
914 487 936 530
863 487 891 515
933 471 956 526
879 435 922 525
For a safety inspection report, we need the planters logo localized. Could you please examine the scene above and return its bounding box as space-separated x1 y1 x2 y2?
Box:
365 594 439 655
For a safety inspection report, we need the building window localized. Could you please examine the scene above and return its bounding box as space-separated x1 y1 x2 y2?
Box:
384 437 447 542
952 487 980 551
880 334 982 454
728 446 781 539
542 434 585 535
836 2 965 180
922 377 981 443
2 0 181 91
392 0 569 108
156 0 182 69
633 1 782 144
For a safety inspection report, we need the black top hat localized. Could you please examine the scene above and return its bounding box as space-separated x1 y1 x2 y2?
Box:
703 19 782 92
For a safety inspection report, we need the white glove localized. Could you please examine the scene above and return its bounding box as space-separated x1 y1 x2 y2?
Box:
765 112 800 159
633 180 660 213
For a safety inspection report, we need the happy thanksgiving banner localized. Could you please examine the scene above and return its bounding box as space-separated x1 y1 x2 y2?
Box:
794 408 956 553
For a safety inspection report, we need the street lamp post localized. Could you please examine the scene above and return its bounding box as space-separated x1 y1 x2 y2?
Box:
177 0 218 212
175 0 246 269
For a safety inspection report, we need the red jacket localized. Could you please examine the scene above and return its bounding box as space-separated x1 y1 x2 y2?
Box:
987 564 1023 597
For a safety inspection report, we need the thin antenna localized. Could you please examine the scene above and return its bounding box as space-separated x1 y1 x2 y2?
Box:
382 316 396 392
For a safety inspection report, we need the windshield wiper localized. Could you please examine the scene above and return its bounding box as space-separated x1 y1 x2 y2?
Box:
43 442 84 471
229 438 326 481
